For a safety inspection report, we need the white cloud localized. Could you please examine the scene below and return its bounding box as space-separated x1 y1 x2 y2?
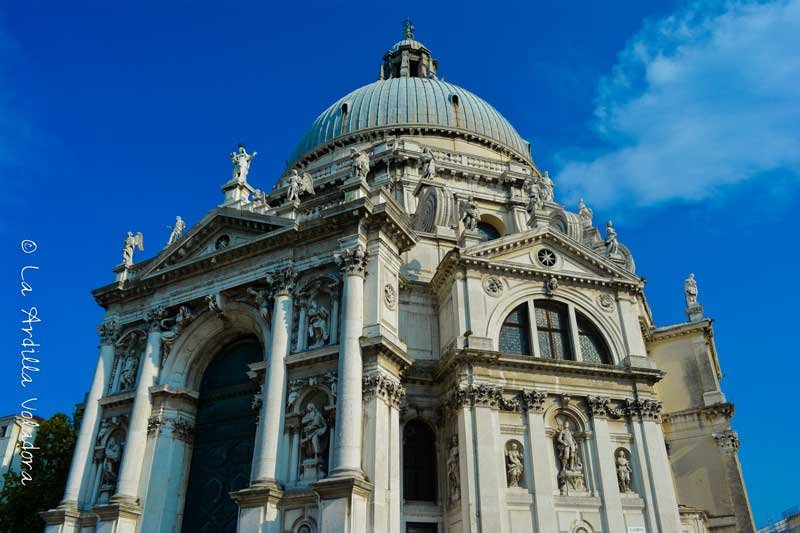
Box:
555 0 800 209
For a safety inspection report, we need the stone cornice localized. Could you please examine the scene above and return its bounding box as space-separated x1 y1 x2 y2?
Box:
661 402 735 423
434 348 664 385
360 334 415 371
367 199 417 253
646 319 713 343
92 199 373 308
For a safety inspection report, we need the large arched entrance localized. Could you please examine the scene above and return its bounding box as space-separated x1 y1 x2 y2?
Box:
181 337 261 533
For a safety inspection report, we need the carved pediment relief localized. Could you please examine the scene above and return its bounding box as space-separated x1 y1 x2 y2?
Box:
464 229 639 282
141 209 293 276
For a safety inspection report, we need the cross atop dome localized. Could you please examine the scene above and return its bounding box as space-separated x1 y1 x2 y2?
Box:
379 22 438 80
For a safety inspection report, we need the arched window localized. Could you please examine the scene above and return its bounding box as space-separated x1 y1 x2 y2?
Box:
499 304 530 355
477 221 501 242
576 313 610 364
534 301 573 360
403 420 437 502
340 103 349 136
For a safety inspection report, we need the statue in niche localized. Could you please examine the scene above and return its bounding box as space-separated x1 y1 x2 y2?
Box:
100 434 122 494
505 441 524 488
350 148 371 179
460 197 480 231
555 419 585 494
301 403 328 475
685 273 699 307
117 353 140 392
419 147 436 180
616 449 633 493
166 216 185 246
285 169 315 204
306 297 330 349
525 176 542 215
160 305 195 347
447 435 460 502
537 171 555 203
231 144 257 184
605 221 619 257
122 231 144 267
578 199 593 227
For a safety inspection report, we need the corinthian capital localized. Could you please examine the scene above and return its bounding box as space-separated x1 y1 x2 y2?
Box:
713 430 740 452
97 320 120 345
335 245 369 277
266 267 298 296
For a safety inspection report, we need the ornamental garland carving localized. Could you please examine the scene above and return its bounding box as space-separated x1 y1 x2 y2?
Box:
444 383 519 411
384 283 397 309
334 245 369 276
589 396 662 421
447 435 460 503
597 293 615 312
362 373 406 408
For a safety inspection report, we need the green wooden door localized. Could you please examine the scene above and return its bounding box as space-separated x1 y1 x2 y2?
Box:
181 338 261 533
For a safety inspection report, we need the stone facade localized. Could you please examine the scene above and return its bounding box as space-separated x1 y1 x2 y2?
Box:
42 29 754 533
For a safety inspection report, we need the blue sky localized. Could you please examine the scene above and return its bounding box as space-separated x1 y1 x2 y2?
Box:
1 0 798 526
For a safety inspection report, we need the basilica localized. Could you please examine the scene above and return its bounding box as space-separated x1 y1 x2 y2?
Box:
42 27 754 533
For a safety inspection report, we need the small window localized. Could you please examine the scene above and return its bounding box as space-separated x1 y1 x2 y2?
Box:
476 222 501 241
499 304 530 355
340 103 349 136
451 95 461 128
534 301 573 360
403 420 437 502
577 313 611 364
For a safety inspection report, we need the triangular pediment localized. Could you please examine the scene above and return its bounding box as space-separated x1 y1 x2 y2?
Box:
141 207 294 276
462 227 640 283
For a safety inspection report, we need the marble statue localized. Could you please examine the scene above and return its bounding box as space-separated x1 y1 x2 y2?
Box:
306 298 330 349
251 189 270 210
160 305 194 346
605 221 619 257
505 442 524 488
166 216 185 246
685 273 699 307
247 287 270 322
460 197 480 231
447 435 460 502
538 171 555 203
301 403 328 461
351 148 371 179
556 421 582 473
285 169 315 204
525 176 541 215
616 450 633 493
100 435 122 490
419 147 436 180
578 199 593 227
231 144 257 184
118 354 140 392
122 231 144 267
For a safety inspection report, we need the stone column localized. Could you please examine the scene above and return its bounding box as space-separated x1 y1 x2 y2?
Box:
252 267 296 483
473 403 506 531
714 430 756 533
587 397 626 532
139 409 196 533
295 299 308 352
112 316 163 504
388 400 401 533
635 400 682 532
331 245 369 477
59 322 119 510
522 390 558 533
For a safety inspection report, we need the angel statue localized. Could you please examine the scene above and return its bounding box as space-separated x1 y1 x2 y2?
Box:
122 231 144 266
605 221 619 257
231 144 257 184
460 197 480 231
166 216 185 246
285 169 315 204
419 147 436 180
350 148 371 179
578 199 593 227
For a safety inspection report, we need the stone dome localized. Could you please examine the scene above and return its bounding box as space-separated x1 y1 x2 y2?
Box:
288 36 531 166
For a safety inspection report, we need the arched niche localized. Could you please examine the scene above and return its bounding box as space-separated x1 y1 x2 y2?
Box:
545 407 591 496
479 212 506 237
402 419 438 502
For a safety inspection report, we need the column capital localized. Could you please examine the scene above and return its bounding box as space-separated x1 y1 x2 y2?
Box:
335 245 369 277
266 266 298 297
97 320 121 345
444 383 519 411
144 306 166 332
362 372 405 409
627 398 663 422
521 389 548 413
713 429 740 452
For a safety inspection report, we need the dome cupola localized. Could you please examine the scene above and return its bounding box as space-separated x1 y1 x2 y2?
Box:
379 20 438 80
